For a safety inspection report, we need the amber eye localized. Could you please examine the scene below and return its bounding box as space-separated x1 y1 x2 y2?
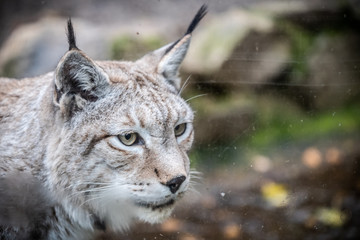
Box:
174 123 186 137
118 133 138 146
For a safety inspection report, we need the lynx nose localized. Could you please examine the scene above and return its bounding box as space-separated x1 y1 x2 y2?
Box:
166 176 186 194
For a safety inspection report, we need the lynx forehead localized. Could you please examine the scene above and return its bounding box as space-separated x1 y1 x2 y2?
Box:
0 5 207 240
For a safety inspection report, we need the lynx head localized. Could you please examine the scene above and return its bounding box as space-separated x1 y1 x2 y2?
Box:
46 6 207 231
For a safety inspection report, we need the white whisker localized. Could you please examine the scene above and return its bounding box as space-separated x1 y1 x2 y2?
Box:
187 184 201 197
66 185 113 200
79 195 104 207
63 182 111 192
79 185 117 207
188 169 203 196
67 187 108 197
190 169 203 180
80 182 112 185
189 179 202 187
178 75 192 96
190 174 203 179
185 93 207 102
190 171 202 178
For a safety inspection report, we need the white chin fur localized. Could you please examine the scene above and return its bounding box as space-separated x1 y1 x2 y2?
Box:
91 196 174 232
135 205 174 224
101 201 174 231
91 198 136 232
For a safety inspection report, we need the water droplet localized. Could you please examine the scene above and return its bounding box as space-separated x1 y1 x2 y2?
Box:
338 123 342 127
300 119 303 123
220 192 225 197
332 112 336 117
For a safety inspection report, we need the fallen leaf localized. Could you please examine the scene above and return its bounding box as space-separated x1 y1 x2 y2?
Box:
261 182 289 207
315 207 347 227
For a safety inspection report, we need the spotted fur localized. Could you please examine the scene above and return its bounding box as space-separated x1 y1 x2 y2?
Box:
0 5 207 240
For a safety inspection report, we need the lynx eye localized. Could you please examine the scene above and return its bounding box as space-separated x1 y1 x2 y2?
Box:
174 123 187 137
118 133 139 146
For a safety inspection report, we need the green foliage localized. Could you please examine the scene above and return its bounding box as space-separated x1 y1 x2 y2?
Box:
248 102 360 148
277 20 315 82
1 58 17 78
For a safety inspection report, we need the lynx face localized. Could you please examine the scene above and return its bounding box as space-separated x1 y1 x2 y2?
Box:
44 6 206 231
47 61 194 230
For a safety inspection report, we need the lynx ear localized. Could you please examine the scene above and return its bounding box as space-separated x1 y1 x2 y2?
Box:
54 20 109 119
155 35 192 91
54 50 110 118
139 5 207 91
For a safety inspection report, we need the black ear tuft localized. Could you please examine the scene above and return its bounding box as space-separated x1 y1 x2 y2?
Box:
137 4 207 92
67 18 78 51
185 4 208 35
165 4 207 55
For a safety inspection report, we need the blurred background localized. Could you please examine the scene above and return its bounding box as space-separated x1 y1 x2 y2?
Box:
1 0 360 239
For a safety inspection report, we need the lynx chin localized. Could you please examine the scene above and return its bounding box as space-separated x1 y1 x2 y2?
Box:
0 5 207 240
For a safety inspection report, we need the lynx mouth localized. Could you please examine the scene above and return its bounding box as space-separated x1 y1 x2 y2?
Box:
135 199 175 210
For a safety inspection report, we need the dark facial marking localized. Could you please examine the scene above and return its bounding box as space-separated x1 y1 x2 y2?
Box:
82 134 110 156
154 168 160 178
93 215 106 231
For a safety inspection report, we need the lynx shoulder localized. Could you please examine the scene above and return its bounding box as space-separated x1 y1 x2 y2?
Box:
0 5 207 240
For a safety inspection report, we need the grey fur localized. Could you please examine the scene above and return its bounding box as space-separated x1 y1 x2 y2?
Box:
0 173 54 240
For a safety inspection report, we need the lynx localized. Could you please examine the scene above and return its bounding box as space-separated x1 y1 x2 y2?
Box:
0 5 207 240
